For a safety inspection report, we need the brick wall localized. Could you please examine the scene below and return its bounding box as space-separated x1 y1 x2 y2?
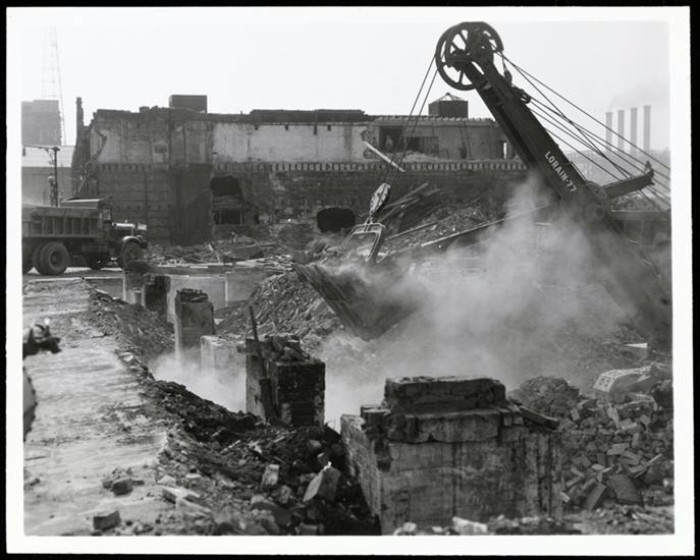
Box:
88 159 526 245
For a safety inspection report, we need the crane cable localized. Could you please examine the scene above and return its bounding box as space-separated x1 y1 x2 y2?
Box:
499 52 671 173
381 55 436 185
500 56 670 218
388 67 440 185
530 97 672 185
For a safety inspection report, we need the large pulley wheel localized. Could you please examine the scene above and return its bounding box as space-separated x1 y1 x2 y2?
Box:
435 22 504 91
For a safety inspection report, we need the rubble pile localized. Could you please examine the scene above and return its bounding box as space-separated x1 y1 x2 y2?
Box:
391 515 581 536
381 200 497 253
146 237 271 265
217 271 342 346
372 182 446 235
274 222 317 250
511 375 674 514
138 378 378 535
243 334 314 363
88 288 173 361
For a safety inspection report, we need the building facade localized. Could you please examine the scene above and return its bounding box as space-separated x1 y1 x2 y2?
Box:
73 95 526 245
22 99 62 146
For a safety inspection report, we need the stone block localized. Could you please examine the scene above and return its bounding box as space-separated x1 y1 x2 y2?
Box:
303 466 341 502
384 376 506 412
111 477 133 496
200 335 237 374
93 509 121 531
384 408 502 443
174 289 214 358
606 474 643 505
341 377 561 534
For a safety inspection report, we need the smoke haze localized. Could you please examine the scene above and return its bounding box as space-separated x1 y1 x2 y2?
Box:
320 178 635 424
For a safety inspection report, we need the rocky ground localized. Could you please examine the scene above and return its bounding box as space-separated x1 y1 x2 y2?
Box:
22 191 675 537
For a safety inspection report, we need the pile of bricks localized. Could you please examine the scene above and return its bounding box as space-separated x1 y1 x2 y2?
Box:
556 390 673 510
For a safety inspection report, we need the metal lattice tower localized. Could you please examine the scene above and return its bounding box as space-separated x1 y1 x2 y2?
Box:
41 27 65 145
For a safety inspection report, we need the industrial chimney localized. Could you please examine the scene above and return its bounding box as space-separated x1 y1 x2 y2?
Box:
605 112 614 153
617 109 625 152
629 107 638 155
643 105 652 152
76 97 84 143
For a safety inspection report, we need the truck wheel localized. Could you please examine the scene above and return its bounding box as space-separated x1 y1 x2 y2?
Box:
118 241 143 269
32 243 46 274
86 256 108 270
38 242 71 276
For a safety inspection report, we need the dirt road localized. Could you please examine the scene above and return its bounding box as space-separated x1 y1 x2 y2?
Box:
23 279 171 535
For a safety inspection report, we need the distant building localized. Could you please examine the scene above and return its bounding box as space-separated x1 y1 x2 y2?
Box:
73 95 525 245
22 99 62 146
22 145 74 205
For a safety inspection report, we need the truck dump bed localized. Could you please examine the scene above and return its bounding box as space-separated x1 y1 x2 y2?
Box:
22 205 102 239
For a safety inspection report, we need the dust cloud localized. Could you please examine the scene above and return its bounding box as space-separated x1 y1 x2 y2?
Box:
150 347 247 413
320 177 633 424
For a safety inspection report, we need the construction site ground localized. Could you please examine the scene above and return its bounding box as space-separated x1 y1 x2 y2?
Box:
18 193 679 538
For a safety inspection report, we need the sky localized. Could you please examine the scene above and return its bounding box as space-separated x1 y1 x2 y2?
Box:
8 7 683 150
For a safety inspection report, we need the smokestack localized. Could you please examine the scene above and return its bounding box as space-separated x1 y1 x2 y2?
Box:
617 109 625 152
629 107 638 155
643 105 651 152
76 97 84 143
605 112 614 153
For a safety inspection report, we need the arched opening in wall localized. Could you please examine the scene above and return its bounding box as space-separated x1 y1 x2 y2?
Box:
210 176 261 240
211 176 244 225
317 207 356 233
501 140 508 159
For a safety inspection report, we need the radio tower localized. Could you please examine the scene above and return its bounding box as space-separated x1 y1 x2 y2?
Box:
41 27 66 145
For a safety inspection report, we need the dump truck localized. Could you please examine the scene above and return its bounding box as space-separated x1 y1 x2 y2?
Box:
296 21 672 357
22 197 148 275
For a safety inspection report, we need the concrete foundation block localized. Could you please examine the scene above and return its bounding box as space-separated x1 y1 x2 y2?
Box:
142 274 170 317
174 289 215 359
166 275 226 323
342 376 561 534
123 270 146 305
245 342 325 427
200 335 237 374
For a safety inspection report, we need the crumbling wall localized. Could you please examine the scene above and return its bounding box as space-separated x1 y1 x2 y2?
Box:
341 376 561 534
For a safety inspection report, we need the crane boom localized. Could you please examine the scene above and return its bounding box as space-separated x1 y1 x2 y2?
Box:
434 22 671 353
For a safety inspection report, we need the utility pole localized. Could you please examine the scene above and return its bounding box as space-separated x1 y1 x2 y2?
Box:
49 146 60 206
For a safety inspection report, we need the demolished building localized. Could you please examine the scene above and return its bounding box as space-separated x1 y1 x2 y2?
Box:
70 94 526 245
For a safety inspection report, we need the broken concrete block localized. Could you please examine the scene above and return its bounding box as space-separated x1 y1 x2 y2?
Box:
607 443 629 456
606 474 642 505
273 485 293 506
157 475 177 486
306 439 323 455
213 508 245 535
175 497 211 518
303 466 341 502
297 523 319 535
250 498 293 527
260 464 280 491
394 521 418 535
93 509 121 531
451 516 489 535
161 486 200 504
111 478 133 496
583 483 608 511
